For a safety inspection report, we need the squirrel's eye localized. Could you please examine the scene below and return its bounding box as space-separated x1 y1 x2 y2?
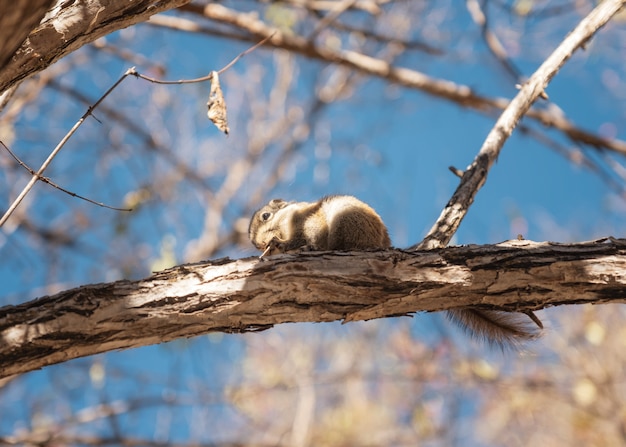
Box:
261 212 272 221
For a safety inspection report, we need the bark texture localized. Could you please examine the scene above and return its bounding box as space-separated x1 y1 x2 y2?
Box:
2 238 626 379
0 0 55 69
0 0 189 94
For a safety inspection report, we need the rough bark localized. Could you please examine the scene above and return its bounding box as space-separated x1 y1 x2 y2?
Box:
0 0 55 69
0 0 189 95
2 238 626 379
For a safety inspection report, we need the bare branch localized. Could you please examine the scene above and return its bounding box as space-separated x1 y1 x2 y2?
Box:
2 238 626 379
416 0 625 250
177 3 626 158
0 140 131 211
0 33 274 226
0 68 134 227
217 33 275 75
46 78 215 192
466 0 523 82
131 33 273 85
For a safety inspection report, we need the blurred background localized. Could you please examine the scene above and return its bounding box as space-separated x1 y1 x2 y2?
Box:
1 0 625 445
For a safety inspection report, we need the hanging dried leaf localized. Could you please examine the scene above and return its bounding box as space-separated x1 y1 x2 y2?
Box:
206 71 230 135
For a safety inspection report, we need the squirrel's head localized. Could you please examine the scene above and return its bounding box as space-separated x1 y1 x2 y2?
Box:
248 199 291 251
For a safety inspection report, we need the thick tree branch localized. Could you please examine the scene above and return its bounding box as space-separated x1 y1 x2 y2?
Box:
417 0 625 250
2 238 626 379
0 0 189 95
0 0 55 68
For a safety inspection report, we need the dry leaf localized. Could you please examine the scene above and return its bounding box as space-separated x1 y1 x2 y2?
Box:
207 71 230 135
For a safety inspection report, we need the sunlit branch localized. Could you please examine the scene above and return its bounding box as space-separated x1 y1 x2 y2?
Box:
175 3 626 158
416 0 625 250
2 238 626 379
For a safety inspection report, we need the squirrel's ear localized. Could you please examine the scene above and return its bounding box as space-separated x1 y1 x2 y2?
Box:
269 199 287 208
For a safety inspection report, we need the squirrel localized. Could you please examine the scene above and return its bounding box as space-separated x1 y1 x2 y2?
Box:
248 195 391 256
248 195 541 347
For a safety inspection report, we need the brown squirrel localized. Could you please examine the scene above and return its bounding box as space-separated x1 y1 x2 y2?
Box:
248 195 391 256
248 195 541 347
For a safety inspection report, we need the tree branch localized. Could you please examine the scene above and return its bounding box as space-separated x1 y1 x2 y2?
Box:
0 0 55 68
2 238 626 379
0 0 189 95
416 0 625 250
2 0 624 158
177 2 626 157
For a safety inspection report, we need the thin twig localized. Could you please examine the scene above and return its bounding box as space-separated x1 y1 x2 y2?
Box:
448 166 464 178
0 35 274 227
131 33 274 84
466 0 523 82
0 68 133 227
415 0 625 250
217 32 275 75
47 79 215 194
0 140 131 211
131 68 212 85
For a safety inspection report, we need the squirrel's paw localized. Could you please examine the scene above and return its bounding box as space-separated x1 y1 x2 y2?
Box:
259 238 283 259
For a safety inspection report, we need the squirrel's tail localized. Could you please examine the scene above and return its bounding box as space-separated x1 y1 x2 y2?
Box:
446 309 543 349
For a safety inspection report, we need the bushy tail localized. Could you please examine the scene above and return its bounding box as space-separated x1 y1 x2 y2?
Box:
446 309 542 349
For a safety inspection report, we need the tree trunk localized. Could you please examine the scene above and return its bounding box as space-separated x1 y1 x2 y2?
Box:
0 0 55 69
1 238 626 379
0 0 189 95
